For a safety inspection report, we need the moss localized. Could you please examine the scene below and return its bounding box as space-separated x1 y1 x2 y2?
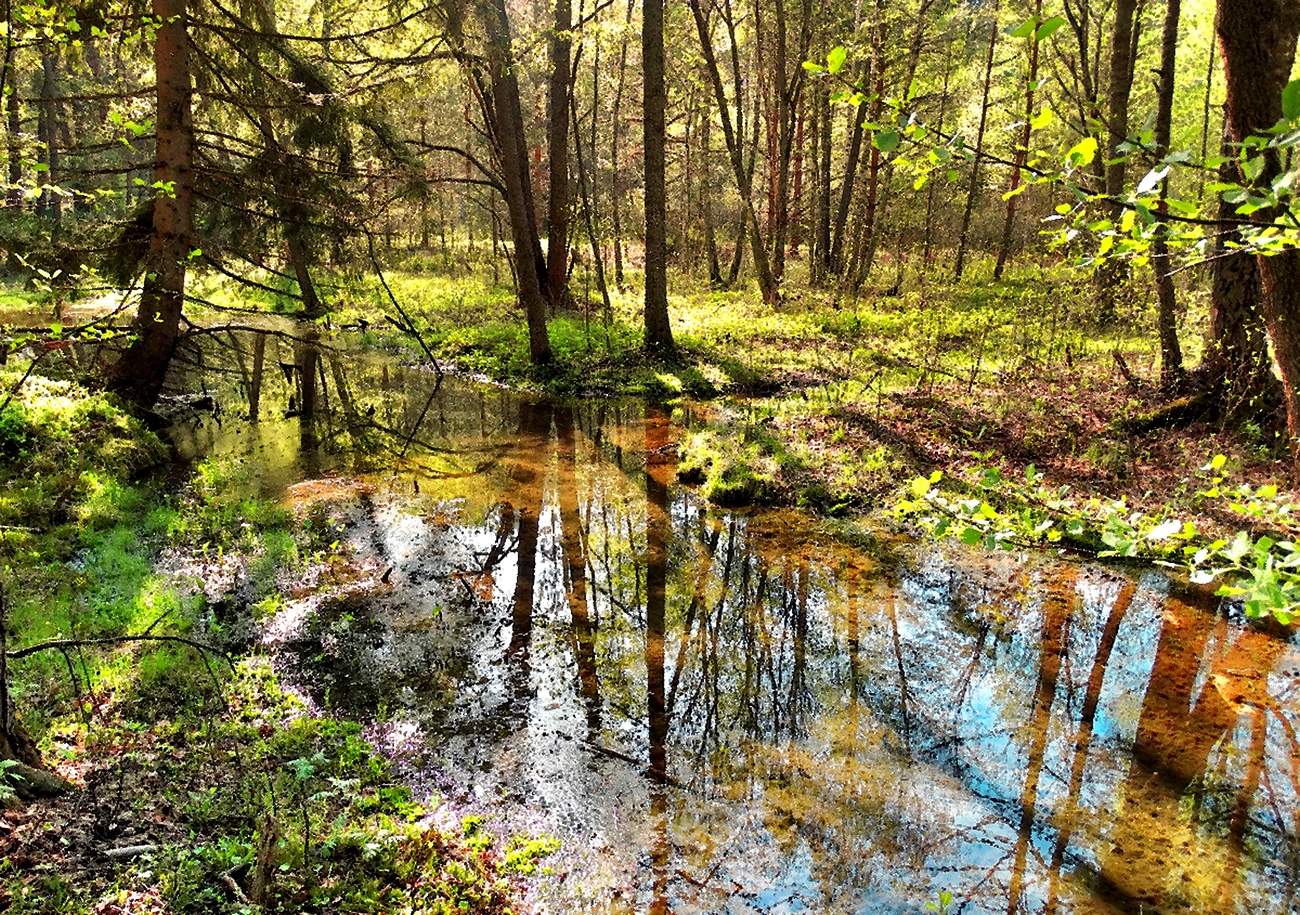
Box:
500 833 561 875
677 427 778 507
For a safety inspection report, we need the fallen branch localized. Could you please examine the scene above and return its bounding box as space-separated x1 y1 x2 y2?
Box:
4 758 75 801
8 633 233 667
1113 389 1215 436
1112 349 1145 393
179 318 336 351
222 866 252 905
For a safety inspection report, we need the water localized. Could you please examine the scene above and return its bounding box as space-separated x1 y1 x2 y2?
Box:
165 328 1300 914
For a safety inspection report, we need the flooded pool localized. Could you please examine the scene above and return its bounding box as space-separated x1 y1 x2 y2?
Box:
166 329 1300 914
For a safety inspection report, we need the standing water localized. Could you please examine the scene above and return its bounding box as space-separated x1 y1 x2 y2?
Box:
165 330 1299 914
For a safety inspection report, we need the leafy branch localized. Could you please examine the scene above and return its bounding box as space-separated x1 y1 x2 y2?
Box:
898 456 1300 625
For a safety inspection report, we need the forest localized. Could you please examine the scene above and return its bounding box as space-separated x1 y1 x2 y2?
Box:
0 0 1298 911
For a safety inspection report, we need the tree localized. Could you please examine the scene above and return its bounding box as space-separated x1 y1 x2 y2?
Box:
992 0 1044 280
1093 0 1137 320
1150 0 1182 386
689 0 780 306
110 0 194 406
474 0 553 364
954 2 998 279
1202 148 1277 424
643 0 675 351
1216 0 1300 466
545 0 573 307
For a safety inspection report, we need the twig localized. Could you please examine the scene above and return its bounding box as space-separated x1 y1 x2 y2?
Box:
0 350 49 415
366 233 443 379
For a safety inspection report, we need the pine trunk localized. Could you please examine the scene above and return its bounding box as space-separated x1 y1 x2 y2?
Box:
110 0 193 406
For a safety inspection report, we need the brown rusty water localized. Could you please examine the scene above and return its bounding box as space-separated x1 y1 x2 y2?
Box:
167 331 1300 914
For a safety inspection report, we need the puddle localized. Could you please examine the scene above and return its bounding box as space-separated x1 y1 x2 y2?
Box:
164 327 1300 914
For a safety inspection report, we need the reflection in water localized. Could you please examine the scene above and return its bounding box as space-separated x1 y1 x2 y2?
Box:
167 331 1300 915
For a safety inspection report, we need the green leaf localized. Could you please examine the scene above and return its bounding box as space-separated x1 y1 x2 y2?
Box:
1284 79 1300 121
1007 17 1036 39
1066 136 1098 168
827 45 847 75
874 129 901 153
1035 16 1067 41
1030 109 1054 131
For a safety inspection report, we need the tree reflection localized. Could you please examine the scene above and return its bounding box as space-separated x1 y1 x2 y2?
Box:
505 401 550 710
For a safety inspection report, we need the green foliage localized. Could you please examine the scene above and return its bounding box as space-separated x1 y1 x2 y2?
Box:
0 759 22 805
899 457 1300 625
0 403 33 457
500 834 561 875
677 427 780 506
926 889 955 914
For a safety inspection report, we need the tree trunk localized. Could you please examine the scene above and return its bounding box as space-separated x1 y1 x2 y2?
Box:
829 61 868 273
922 35 954 268
1094 0 1138 320
545 0 573 306
609 0 634 289
39 47 58 224
479 0 552 364
955 3 998 279
1151 0 1183 386
992 0 1043 280
643 0 674 351
727 214 746 285
701 111 723 284
767 0 806 280
110 0 194 407
2 0 20 212
1195 8 1216 202
852 1 888 285
1205 183 1277 425
788 92 805 258
689 0 780 305
571 95 613 323
1216 0 1300 466
814 77 831 283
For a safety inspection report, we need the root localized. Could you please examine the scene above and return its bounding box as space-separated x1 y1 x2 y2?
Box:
1113 389 1216 435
